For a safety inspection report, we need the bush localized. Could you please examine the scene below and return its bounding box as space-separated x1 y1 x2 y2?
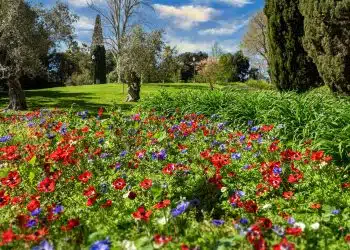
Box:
67 70 93 86
139 87 350 164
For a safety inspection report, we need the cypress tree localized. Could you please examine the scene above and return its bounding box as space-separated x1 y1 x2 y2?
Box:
91 15 106 84
264 0 322 92
300 0 350 95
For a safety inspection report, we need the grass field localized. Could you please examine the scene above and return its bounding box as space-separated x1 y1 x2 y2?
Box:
0 83 215 112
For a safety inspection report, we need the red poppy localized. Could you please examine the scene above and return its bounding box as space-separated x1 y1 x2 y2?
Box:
310 203 321 209
81 126 89 133
27 199 40 212
1 228 16 245
78 171 92 184
153 234 172 245
261 125 274 132
61 218 80 231
285 227 303 236
162 164 176 175
282 191 294 200
311 151 324 161
244 200 258 213
0 190 10 208
1 171 21 188
345 234 350 243
132 206 152 221
101 200 112 208
211 153 230 169
256 217 272 229
246 225 262 244
273 238 295 250
17 214 30 229
38 177 56 193
87 195 98 206
113 178 126 190
269 141 279 152
83 186 97 197
200 149 211 159
153 199 171 209
140 179 152 190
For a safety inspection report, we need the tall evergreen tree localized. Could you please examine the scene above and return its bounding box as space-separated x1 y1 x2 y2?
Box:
300 0 350 95
91 15 106 84
264 0 322 92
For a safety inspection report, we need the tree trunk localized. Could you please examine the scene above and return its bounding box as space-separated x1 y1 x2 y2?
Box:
7 77 27 110
125 72 141 102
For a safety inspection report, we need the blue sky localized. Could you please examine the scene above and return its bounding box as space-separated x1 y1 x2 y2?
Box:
37 0 265 54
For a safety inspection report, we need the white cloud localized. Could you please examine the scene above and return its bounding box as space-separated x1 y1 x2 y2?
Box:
76 16 94 30
198 18 249 36
153 4 219 30
165 33 239 53
68 0 103 7
218 0 252 7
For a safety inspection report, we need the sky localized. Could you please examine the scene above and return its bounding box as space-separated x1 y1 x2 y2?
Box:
36 0 265 54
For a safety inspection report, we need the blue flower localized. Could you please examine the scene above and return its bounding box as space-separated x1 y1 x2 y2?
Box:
90 237 111 250
47 133 55 140
240 218 249 225
26 219 37 228
171 201 190 217
190 199 200 207
98 138 105 144
242 164 250 170
0 135 11 143
236 190 245 197
272 225 285 236
53 205 64 214
219 144 226 152
32 240 54 250
100 153 111 159
247 120 253 126
100 183 108 194
115 163 121 170
251 126 260 132
231 153 241 160
120 150 127 157
31 208 42 216
273 167 282 175
217 123 225 130
239 135 246 142
331 209 340 215
212 219 225 226
157 149 167 160
287 217 295 225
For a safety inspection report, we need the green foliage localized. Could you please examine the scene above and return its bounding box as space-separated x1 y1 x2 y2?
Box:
217 51 250 82
300 0 350 95
140 86 350 164
264 0 322 92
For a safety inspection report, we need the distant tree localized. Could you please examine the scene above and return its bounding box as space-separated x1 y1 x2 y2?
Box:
232 50 250 82
178 52 208 82
211 42 224 58
159 45 181 83
300 0 350 95
120 26 163 102
217 53 234 82
241 11 269 78
197 57 219 90
264 0 322 92
248 67 265 80
88 0 153 84
91 15 106 84
0 0 76 110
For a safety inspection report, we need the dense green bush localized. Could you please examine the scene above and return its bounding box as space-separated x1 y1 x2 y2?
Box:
300 0 350 95
139 87 350 164
264 0 322 92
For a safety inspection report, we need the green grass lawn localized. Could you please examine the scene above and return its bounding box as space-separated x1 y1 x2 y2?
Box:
0 83 215 112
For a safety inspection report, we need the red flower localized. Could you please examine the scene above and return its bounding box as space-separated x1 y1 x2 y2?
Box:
113 178 126 190
27 199 40 212
345 234 350 243
246 225 262 244
153 234 172 245
1 228 16 245
83 186 97 197
128 191 137 200
61 219 80 231
244 200 258 213
1 171 21 188
211 153 230 169
87 195 98 206
256 217 272 229
287 173 303 184
78 171 92 184
310 203 321 209
81 126 89 133
153 199 171 209
101 200 112 208
132 206 152 221
282 191 294 200
273 238 295 250
311 151 324 161
269 141 279 152
17 214 30 229
285 227 303 236
38 177 56 193
0 190 10 208
200 149 211 159
261 125 274 132
140 178 153 190
162 163 176 175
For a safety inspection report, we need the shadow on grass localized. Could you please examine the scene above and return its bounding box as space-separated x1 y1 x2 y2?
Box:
0 90 134 114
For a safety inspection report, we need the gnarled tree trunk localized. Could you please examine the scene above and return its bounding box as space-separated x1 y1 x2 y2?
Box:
125 71 141 102
7 77 27 110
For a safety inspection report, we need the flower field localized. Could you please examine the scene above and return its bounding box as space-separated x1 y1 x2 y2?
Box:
0 108 349 250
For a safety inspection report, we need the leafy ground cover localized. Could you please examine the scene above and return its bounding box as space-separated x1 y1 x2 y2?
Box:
140 87 350 165
0 107 349 249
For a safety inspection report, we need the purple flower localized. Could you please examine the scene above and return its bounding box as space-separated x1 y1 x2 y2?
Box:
287 217 295 225
240 218 249 225
273 167 282 175
231 153 241 160
0 135 11 143
120 151 127 157
251 126 260 132
100 153 111 159
236 190 245 197
31 208 42 216
32 240 54 250
171 201 190 217
115 163 121 170
331 209 340 215
247 120 253 126
90 237 111 250
212 219 225 226
272 225 285 236
98 138 105 144
53 205 64 214
26 219 37 228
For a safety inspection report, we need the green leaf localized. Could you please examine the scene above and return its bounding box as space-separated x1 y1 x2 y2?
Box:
29 155 37 166
29 172 35 184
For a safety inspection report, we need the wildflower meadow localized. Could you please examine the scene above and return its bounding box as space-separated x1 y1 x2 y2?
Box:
0 107 349 249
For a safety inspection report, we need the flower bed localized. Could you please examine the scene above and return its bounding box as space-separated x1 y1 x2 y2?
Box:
0 109 349 249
